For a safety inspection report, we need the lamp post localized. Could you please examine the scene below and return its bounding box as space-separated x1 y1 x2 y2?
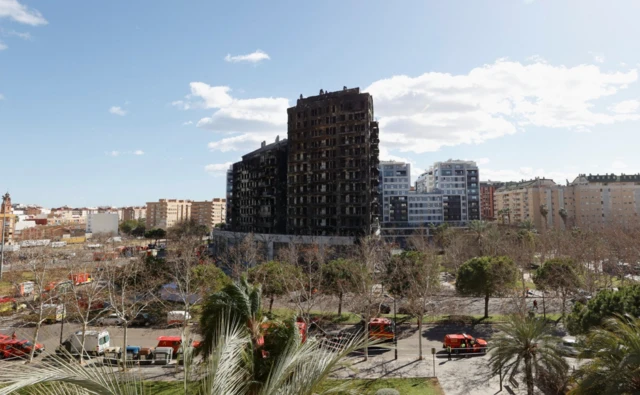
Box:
384 294 398 360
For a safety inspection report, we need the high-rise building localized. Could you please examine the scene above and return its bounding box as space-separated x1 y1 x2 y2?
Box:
146 199 192 229
230 137 289 234
494 178 558 229
226 166 233 226
567 173 640 229
122 206 146 222
480 181 503 221
286 87 380 236
416 160 480 224
379 161 411 224
0 193 15 245
192 198 226 230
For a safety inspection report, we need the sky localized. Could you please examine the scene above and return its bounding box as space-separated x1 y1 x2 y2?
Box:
1 0 640 207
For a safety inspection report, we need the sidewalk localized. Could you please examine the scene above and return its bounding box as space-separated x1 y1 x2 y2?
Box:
332 353 528 395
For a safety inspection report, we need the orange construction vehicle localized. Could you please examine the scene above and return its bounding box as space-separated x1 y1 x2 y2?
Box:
443 333 487 354
69 273 93 285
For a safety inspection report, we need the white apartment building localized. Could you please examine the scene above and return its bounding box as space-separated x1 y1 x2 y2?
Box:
86 212 119 236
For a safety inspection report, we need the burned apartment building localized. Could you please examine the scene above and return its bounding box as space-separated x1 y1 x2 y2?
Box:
286 87 380 236
230 137 288 234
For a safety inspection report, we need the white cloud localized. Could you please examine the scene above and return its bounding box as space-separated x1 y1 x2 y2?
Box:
366 59 639 154
108 151 119 157
134 150 144 156
109 106 127 116
609 99 640 114
205 162 233 176
0 40 6 50
475 158 491 165
611 160 628 170
6 30 31 40
0 0 47 25
175 82 289 151
589 51 605 63
182 121 193 126
106 150 145 157
224 50 270 64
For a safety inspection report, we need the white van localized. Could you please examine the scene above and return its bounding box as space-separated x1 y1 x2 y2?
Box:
167 311 191 326
64 330 111 356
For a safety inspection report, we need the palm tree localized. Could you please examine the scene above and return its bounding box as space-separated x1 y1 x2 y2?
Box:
558 208 568 229
0 316 366 395
199 277 265 358
571 315 640 394
468 220 489 255
539 204 549 232
489 315 568 395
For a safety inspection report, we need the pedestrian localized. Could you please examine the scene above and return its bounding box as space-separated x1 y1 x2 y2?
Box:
533 299 538 311
447 345 452 361
11 331 16 340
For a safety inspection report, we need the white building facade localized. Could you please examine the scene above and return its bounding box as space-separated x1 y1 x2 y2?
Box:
86 213 119 236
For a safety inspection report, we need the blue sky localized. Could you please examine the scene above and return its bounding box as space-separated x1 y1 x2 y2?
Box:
1 0 640 207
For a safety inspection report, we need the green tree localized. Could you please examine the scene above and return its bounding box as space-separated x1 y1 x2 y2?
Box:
168 218 210 239
571 315 640 394
539 204 549 232
321 258 360 316
533 258 582 320
131 224 146 237
118 219 138 235
248 260 297 314
567 284 640 334
558 208 568 229
489 315 568 395
455 256 518 318
199 278 264 359
192 264 231 298
144 228 166 243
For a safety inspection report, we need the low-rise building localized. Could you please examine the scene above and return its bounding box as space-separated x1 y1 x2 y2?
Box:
86 212 119 236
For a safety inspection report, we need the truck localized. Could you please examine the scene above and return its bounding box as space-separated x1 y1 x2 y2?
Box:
167 310 191 326
16 281 34 297
443 333 487 354
41 304 66 323
59 330 110 356
69 273 93 286
0 339 45 359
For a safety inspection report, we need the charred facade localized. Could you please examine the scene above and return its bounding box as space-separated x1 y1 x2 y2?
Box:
230 137 288 234
286 87 380 236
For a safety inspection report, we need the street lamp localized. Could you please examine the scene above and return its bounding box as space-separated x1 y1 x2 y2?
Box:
384 294 398 360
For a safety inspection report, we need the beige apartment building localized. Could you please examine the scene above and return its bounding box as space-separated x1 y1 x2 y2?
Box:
567 174 640 229
191 198 226 230
493 174 640 230
1 193 16 245
146 199 192 229
146 198 226 230
122 206 146 222
494 178 566 230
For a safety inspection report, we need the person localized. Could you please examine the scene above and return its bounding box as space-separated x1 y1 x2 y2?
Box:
11 331 17 340
460 341 466 357
533 299 538 311
447 345 452 361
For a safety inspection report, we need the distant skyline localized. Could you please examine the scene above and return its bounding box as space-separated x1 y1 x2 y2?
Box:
2 0 640 207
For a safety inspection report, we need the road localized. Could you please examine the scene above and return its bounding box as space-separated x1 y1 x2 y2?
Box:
1 315 579 395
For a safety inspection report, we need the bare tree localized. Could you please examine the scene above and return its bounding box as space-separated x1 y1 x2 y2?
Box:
104 257 155 371
224 234 261 279
350 236 389 361
388 239 440 360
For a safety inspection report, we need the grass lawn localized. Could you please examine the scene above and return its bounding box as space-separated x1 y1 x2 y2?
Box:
140 378 443 395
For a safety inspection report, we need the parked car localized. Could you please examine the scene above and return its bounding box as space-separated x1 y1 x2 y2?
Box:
557 336 579 357
131 312 157 327
96 313 126 326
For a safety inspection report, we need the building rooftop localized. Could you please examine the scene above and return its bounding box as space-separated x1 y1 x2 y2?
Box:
292 87 362 107
241 136 288 160
575 173 640 183
496 178 556 191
